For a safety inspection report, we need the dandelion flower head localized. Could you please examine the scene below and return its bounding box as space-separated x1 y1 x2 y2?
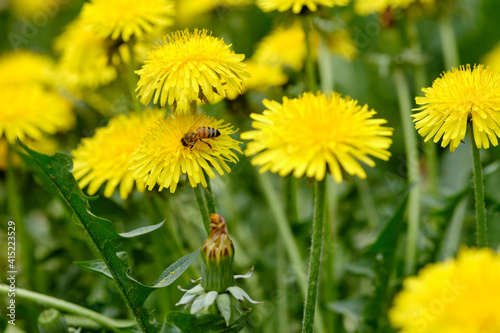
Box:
244 61 288 92
0 50 55 87
55 18 118 90
241 92 393 182
413 64 500 151
130 113 241 193
81 0 175 42
0 86 74 143
135 29 249 107
389 247 500 333
354 0 434 16
252 22 318 71
483 42 500 73
257 0 349 14
72 109 163 200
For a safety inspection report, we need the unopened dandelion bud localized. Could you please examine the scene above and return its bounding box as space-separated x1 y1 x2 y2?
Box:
37 309 68 333
201 214 235 293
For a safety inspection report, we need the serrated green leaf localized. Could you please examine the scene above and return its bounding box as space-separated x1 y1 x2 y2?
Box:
119 221 165 238
164 312 247 333
17 141 157 333
74 260 112 279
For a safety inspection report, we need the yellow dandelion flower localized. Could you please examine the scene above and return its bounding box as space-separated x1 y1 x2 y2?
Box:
81 0 175 42
176 0 252 24
0 85 74 143
325 30 358 61
241 92 393 182
354 0 434 16
55 18 117 90
253 22 319 71
9 0 63 18
390 247 500 333
72 109 163 200
483 42 500 73
0 50 55 87
130 113 241 193
136 29 249 107
244 61 288 91
413 65 500 152
257 0 349 14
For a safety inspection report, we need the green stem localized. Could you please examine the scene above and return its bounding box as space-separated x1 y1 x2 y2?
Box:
438 14 460 69
6 150 36 291
0 284 133 331
257 172 326 333
393 69 421 275
302 179 326 333
302 17 318 92
469 124 487 247
285 176 299 225
406 19 438 195
204 174 217 215
318 38 334 92
276 236 289 333
193 185 210 234
127 42 142 113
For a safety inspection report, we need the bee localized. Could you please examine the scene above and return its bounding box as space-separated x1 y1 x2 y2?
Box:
181 127 221 150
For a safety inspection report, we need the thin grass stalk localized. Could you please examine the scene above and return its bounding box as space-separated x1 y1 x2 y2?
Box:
193 185 210 234
302 17 318 92
393 69 421 275
438 14 460 70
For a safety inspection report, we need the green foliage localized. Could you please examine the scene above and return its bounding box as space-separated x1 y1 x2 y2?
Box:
18 141 200 333
161 312 248 333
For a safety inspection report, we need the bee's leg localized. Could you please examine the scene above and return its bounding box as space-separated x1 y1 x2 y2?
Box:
189 139 197 150
199 139 213 151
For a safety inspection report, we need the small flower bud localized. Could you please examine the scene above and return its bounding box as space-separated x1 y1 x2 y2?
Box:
201 214 235 292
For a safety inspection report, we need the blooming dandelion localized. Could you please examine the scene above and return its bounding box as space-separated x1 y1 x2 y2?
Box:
55 18 118 90
389 247 500 333
81 0 175 42
241 92 393 182
244 61 288 92
0 85 74 143
130 113 241 193
413 65 500 152
257 0 349 14
0 50 55 87
72 109 163 200
253 22 317 71
135 29 249 107
354 0 434 16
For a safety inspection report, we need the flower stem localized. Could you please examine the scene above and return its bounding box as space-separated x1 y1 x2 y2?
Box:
302 179 326 333
204 174 217 215
439 14 460 69
258 172 326 333
318 38 334 92
393 69 421 275
0 284 132 332
127 42 142 113
285 176 299 224
469 124 488 247
193 185 210 235
302 17 318 92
